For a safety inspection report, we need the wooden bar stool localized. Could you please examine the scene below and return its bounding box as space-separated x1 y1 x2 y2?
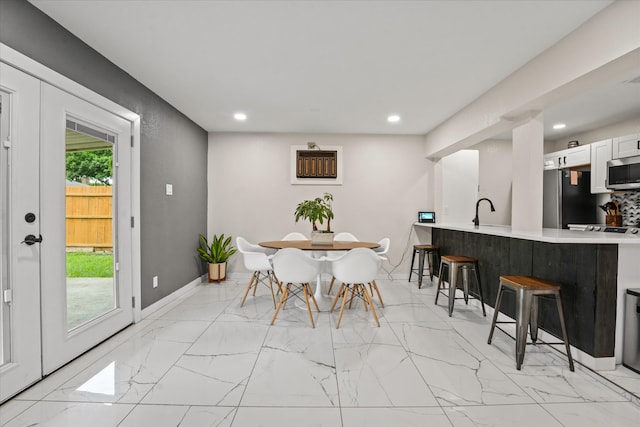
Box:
487 275 574 371
435 255 486 317
409 244 439 288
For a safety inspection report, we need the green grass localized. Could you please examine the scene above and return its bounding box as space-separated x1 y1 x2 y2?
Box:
66 252 114 278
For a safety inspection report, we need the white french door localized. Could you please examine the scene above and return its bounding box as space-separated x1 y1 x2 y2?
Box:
40 83 133 374
0 63 135 401
0 63 43 403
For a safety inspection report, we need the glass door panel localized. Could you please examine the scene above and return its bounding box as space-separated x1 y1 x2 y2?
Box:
65 124 115 330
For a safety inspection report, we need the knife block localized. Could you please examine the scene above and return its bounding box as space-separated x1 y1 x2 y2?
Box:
605 214 622 226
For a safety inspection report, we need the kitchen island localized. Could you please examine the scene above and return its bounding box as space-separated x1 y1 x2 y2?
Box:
414 222 640 370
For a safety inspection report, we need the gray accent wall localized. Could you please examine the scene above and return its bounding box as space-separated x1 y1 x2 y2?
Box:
0 0 208 309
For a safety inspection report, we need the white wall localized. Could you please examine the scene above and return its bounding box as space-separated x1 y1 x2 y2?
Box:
475 139 513 225
438 150 479 224
208 133 431 276
436 143 512 227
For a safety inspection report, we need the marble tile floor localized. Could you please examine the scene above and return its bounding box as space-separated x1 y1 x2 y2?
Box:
2 277 640 427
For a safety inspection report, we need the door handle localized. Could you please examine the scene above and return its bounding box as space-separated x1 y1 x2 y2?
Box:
21 234 43 245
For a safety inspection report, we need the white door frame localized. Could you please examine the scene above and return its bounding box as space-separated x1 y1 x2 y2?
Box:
0 43 142 325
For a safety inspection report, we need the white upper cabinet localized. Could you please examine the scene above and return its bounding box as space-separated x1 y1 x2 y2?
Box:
590 139 612 194
612 133 640 159
543 152 562 170
543 144 591 170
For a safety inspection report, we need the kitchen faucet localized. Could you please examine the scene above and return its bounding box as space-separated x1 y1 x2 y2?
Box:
473 198 496 227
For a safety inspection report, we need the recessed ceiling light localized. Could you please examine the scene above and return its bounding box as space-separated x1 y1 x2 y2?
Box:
387 115 400 123
553 123 566 130
234 112 247 121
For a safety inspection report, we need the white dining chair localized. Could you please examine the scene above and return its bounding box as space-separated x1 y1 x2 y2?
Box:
327 232 360 294
368 237 390 307
373 237 390 259
334 231 359 241
329 248 381 329
237 237 280 309
282 232 307 240
270 248 321 328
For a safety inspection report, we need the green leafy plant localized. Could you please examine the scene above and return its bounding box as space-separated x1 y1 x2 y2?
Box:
66 149 113 185
294 192 334 232
197 234 237 264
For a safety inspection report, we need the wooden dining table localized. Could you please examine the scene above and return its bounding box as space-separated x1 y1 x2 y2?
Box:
258 240 380 308
259 240 379 251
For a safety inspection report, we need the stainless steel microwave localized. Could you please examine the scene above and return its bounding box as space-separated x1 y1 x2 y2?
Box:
606 155 640 190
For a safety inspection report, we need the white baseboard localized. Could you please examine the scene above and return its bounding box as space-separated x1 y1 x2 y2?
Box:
139 275 206 320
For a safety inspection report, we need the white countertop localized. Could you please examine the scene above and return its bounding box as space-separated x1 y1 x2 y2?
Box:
414 222 640 245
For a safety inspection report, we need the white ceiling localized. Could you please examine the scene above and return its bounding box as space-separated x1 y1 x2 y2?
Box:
30 0 638 139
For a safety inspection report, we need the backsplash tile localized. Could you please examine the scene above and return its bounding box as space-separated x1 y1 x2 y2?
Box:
611 191 640 227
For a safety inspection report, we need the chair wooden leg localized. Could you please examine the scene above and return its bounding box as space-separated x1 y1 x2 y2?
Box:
240 272 257 306
363 284 381 327
267 273 277 309
272 272 283 294
370 280 384 307
348 284 357 309
328 276 336 295
336 284 351 329
252 272 260 296
271 285 290 325
356 284 368 312
308 284 320 312
303 284 316 328
330 284 345 311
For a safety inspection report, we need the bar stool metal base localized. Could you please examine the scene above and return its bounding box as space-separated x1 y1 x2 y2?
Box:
409 244 439 289
435 255 486 317
487 275 574 371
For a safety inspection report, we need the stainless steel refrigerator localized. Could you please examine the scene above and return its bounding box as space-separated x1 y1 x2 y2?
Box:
543 169 598 229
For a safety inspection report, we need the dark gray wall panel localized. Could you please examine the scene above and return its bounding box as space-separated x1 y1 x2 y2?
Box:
0 0 208 308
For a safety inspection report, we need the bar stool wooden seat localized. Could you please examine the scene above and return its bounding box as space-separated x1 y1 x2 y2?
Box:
435 255 486 317
409 244 439 288
487 275 574 371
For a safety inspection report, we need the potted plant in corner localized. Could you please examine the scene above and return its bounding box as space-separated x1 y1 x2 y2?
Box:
198 233 237 282
294 192 335 245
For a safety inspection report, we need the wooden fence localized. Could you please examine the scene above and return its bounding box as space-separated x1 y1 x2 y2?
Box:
66 186 112 251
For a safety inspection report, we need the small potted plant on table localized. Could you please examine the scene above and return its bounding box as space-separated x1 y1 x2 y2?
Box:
198 233 237 282
294 192 335 245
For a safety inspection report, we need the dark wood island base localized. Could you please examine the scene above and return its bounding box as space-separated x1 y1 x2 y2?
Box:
431 228 618 360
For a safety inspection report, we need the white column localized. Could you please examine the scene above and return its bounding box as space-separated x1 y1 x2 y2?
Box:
511 113 544 231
